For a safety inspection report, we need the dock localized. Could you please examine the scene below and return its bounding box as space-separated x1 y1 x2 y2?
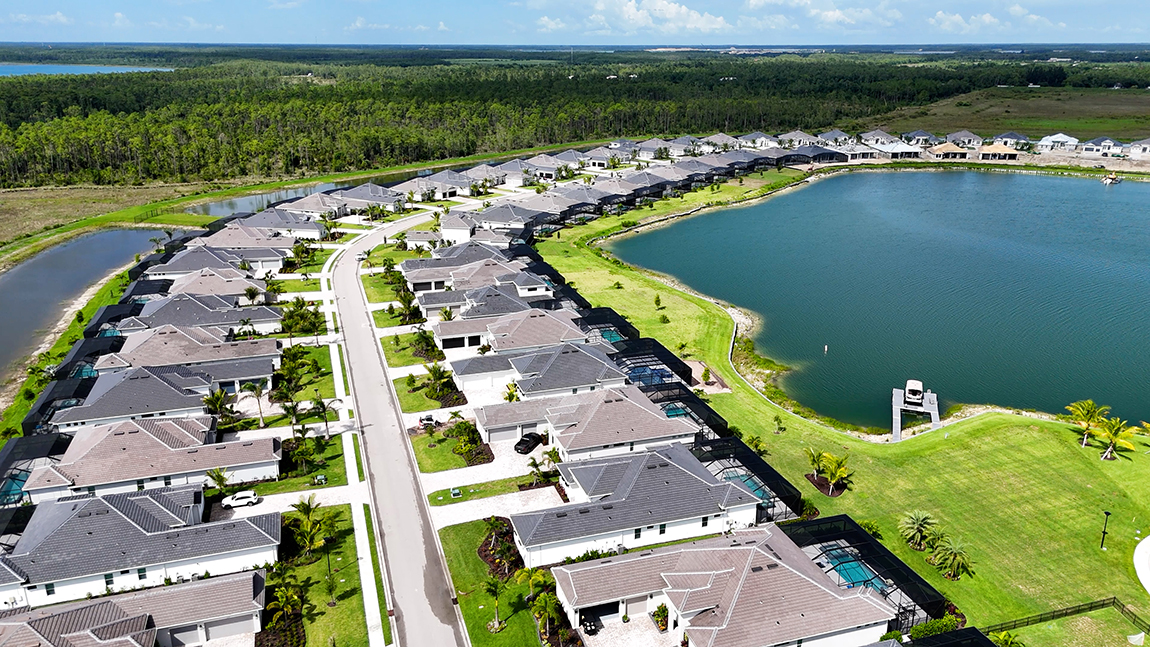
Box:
892 388 940 441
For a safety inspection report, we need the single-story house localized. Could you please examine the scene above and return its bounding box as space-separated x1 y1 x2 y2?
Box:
523 154 567 180
46 366 216 432
115 294 282 336
23 416 279 503
0 485 279 607
928 142 969 160
144 247 287 280
92 325 280 382
419 282 553 320
590 177 644 203
476 204 551 231
832 143 880 161
168 268 267 304
858 129 899 146
635 138 673 159
992 132 1031 149
280 192 348 219
1079 136 1125 156
511 444 760 567
550 527 896 647
620 171 675 197
582 147 623 169
451 343 627 399
187 224 296 250
392 174 465 202
946 130 984 148
433 308 586 354
333 182 406 212
552 184 615 211
977 143 1020 161
516 192 587 220
791 145 848 164
1128 137 1150 160
819 129 855 145
776 130 822 148
0 569 267 647
902 130 943 147
870 141 923 160
241 208 325 240
494 159 537 187
737 131 779 149
701 132 740 152
668 135 703 157
460 164 508 189
1036 133 1079 152
440 213 479 247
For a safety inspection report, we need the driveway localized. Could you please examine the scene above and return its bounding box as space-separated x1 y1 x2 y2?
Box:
584 617 678 647
420 439 548 493
429 487 563 530
210 484 356 521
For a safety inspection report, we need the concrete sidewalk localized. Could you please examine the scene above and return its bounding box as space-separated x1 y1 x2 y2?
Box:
429 487 563 530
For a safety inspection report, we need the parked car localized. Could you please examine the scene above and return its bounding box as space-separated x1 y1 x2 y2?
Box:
355 251 368 262
420 414 437 427
221 491 262 509
514 432 544 455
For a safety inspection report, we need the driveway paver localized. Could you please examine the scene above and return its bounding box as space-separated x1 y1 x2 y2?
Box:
429 487 563 530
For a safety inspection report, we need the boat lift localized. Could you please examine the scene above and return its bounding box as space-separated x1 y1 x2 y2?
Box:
891 381 940 442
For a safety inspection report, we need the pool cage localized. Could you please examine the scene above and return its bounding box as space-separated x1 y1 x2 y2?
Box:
908 628 997 647
577 308 639 345
0 433 71 508
610 338 693 385
781 515 948 635
689 437 804 523
638 382 728 436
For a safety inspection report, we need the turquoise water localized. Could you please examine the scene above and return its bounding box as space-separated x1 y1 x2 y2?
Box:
826 547 887 591
0 64 168 76
609 171 1150 427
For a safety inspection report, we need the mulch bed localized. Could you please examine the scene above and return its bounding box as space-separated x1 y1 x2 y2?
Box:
805 473 845 498
412 347 447 362
538 609 585 647
477 516 523 580
946 601 968 628
254 613 306 647
434 390 467 408
461 443 494 467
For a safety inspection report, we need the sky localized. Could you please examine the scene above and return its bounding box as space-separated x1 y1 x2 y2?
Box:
0 0 1145 46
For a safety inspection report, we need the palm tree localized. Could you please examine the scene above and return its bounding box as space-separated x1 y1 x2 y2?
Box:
1066 400 1110 447
294 517 326 557
238 317 253 338
504 383 519 403
933 536 975 580
744 435 770 458
292 493 322 525
281 399 302 426
203 390 237 425
267 584 303 628
898 510 938 551
242 382 267 428
483 578 507 627
483 516 505 550
515 567 548 599
440 307 455 321
496 541 518 576
310 392 340 438
1092 417 1136 460
423 363 454 399
526 457 544 486
543 447 560 470
923 527 949 558
532 592 561 637
990 630 1025 647
205 467 231 494
244 286 261 305
804 447 829 478
822 453 854 496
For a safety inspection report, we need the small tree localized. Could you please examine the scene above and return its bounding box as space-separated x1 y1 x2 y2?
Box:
483 578 507 630
1092 417 1136 460
440 307 455 321
701 366 711 383
532 592 561 637
504 383 520 402
206 467 231 494
654 294 662 309
483 516 505 550
990 630 1026 647
898 510 938 551
1065 399 1110 447
405 374 417 393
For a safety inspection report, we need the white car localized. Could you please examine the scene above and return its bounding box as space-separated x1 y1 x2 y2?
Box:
221 490 262 509
355 251 368 262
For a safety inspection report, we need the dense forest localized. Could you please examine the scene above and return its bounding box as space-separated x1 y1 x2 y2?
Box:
1 52 1149 187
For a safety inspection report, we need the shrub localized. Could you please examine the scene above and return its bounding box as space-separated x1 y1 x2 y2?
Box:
659 314 671 324
858 520 883 540
880 630 902 641
621 219 637 228
909 615 960 640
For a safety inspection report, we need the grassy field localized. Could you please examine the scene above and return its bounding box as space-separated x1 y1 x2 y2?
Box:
1006 607 1143 647
249 436 347 496
427 476 526 506
533 189 1150 630
285 505 369 647
439 520 541 647
362 274 399 304
410 433 468 472
372 309 404 328
362 504 394 644
291 248 336 275
381 333 437 368
862 87 1150 140
290 345 337 401
279 278 322 292
391 377 442 414
365 244 421 268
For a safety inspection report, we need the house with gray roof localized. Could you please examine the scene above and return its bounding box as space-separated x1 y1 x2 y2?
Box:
946 130 984 148
777 130 822 148
433 309 586 355
0 569 267 646
515 192 586 221
494 159 538 187
1080 136 1125 156
474 204 550 231
144 247 287 280
451 343 626 399
819 129 855 145
668 135 703 157
902 130 943 147
702 133 741 151
0 485 279 607
241 208 325 240
589 177 643 204
511 443 760 566
392 171 470 202
332 182 406 211
188 223 297 250
418 283 554 320
992 132 1031 149
582 146 623 169
859 129 899 146
167 268 266 304
460 164 508 188
737 132 779 149
279 192 347 219
551 183 616 210
636 138 672 159
550 527 895 647
23 417 279 503
620 171 674 197
115 295 282 336
47 366 212 432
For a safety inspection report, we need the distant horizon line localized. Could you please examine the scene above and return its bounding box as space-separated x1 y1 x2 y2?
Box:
1 41 1149 50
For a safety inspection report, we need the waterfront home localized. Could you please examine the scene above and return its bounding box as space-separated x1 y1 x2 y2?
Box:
791 144 848 164
495 159 539 187
115 294 282 336
119 278 174 304
978 143 1020 161
1079 136 1125 156
870 141 924 160
644 164 696 190
23 417 279 503
280 191 348 219
47 366 213 431
831 142 880 161
511 443 758 567
819 129 855 145
517 191 591 221
902 130 943 147
552 149 589 167
927 142 970 160
188 223 297 250
332 182 406 212
620 170 675 197
392 174 465 202
590 177 645 204
702 132 741 151
0 485 279 607
992 132 1031 149
636 138 673 159
91 324 280 386
434 308 586 354
859 129 899 146
550 527 895 647
582 146 623 169
737 131 779 149
460 164 508 189
0 570 268 647
776 130 821 148
1128 137 1150 159
242 208 325 239
671 157 725 182
946 130 984 148
551 183 616 212
451 343 627 400
144 246 287 279
418 282 556 321
404 257 531 294
1036 132 1079 151
168 268 267 304
609 138 637 150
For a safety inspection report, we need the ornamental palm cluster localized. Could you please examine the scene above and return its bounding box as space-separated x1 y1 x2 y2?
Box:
898 511 976 581
803 447 855 496
1064 399 1144 460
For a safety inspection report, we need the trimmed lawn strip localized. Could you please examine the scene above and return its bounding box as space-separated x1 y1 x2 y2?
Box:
337 345 349 398
372 309 403 328
352 434 364 482
285 505 368 647
1008 607 1141 647
410 433 468 473
337 223 374 230
427 475 525 505
381 332 435 368
293 345 336 401
362 504 394 645
391 377 442 414
536 195 1150 626
439 521 539 647
365 244 421 268
362 273 399 303
279 278 322 292
249 436 347 496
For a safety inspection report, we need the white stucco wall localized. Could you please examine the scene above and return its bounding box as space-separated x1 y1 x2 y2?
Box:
54 406 209 432
28 460 280 504
558 432 697 463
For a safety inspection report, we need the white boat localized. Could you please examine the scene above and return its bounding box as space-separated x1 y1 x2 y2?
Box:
904 380 924 406
1102 173 1122 185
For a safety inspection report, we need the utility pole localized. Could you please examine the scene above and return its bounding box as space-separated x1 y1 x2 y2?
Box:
1100 510 1112 550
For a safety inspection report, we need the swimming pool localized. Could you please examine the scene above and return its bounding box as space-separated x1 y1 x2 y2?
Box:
0 473 28 505
723 471 771 500
826 547 888 592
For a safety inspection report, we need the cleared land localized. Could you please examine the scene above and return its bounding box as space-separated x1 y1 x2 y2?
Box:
862 87 1150 140
532 187 1150 632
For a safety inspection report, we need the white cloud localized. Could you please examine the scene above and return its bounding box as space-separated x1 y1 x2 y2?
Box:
346 16 389 30
736 14 791 30
1008 4 1028 17
928 10 999 33
9 11 72 25
112 12 131 28
438 21 450 31
537 15 567 32
587 0 731 35
268 0 305 8
1006 4 1065 29
746 0 808 8
182 16 224 31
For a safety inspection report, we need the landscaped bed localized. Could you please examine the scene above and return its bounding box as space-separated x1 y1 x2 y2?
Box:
381 332 445 367
410 425 493 473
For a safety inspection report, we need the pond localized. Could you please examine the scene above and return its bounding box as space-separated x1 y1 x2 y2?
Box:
0 229 157 380
609 170 1150 427
0 64 170 76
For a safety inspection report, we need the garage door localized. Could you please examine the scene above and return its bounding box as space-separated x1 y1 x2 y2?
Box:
206 616 253 641
579 601 620 623
487 426 519 443
169 625 200 646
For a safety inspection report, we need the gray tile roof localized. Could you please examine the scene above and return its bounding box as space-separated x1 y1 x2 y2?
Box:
450 354 514 377
477 204 546 227
2 486 278 585
49 367 210 425
93 325 279 372
512 444 756 547
511 344 625 394
334 182 403 203
545 385 698 451
241 209 323 234
117 295 281 332
190 224 296 250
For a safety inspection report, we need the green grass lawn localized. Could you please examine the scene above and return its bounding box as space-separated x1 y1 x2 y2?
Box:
337 222 375 230
1006 607 1143 647
381 333 440 368
439 520 540 647
410 433 468 472
365 244 421 268
362 273 400 304
279 278 322 292
249 436 347 496
427 475 528 505
535 194 1150 630
285 505 369 647
292 248 336 274
362 504 394 644
291 345 337 401
372 308 404 328
352 434 364 482
391 378 443 414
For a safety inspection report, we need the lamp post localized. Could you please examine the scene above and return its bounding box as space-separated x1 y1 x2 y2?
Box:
1101 511 1112 550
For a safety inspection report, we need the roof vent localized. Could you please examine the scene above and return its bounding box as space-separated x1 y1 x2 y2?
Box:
751 566 763 573
556 513 567 518
578 509 590 514
658 462 669 468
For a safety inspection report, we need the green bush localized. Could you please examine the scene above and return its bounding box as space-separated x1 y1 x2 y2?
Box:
859 520 883 540
621 219 637 228
909 615 960 640
880 630 902 641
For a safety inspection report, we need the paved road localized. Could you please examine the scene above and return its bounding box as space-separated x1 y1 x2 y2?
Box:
331 214 467 647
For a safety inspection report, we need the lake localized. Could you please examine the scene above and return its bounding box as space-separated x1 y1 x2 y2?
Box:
0 64 169 76
609 170 1150 428
0 229 157 379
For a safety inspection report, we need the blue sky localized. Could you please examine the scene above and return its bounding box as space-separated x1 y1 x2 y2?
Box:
0 0 1145 46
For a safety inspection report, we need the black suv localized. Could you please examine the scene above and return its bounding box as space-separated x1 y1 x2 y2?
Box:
514 432 544 455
